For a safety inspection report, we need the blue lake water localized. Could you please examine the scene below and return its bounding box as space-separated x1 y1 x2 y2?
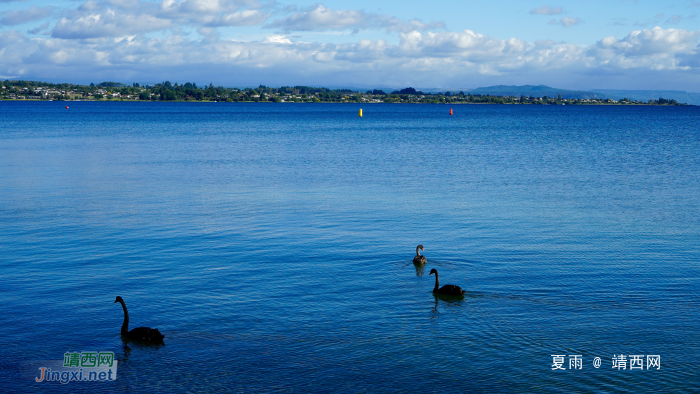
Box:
1 101 699 392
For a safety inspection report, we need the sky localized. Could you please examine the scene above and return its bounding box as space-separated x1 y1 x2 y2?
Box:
1 0 699 90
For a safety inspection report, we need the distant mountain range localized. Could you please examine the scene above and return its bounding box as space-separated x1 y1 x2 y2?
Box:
462 85 700 105
590 89 700 105
467 85 605 100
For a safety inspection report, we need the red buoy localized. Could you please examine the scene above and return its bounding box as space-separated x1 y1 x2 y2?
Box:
449 108 453 115
65 106 69 109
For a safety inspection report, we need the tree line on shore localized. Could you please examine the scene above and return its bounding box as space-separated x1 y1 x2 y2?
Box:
0 80 685 105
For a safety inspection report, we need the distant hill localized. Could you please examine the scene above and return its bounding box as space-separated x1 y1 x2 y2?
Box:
468 85 606 100
590 89 700 105
463 84 699 104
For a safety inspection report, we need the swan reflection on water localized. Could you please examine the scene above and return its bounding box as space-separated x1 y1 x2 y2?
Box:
429 292 484 323
414 262 425 276
430 295 465 323
119 343 131 363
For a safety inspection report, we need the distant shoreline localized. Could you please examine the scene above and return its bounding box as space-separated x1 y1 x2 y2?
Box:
0 99 690 106
2 80 689 105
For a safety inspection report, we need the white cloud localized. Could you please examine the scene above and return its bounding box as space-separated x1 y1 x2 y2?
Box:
46 0 273 38
530 6 563 15
197 26 220 43
53 12 173 39
265 5 368 32
158 0 271 27
665 15 682 24
3 25 697 85
381 17 445 34
264 4 444 33
263 34 292 44
549 16 583 27
0 29 27 47
79 1 102 11
0 2 699 89
27 22 49 35
591 27 699 59
391 30 528 62
201 10 269 27
0 6 54 26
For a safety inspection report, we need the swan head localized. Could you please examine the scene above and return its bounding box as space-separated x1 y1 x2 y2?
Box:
114 296 124 304
417 245 424 252
429 268 437 276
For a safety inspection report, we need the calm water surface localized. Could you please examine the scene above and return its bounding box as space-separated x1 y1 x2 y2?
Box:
1 102 699 392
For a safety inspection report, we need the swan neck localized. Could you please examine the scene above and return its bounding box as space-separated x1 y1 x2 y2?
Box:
416 246 421 256
433 272 439 292
119 300 129 335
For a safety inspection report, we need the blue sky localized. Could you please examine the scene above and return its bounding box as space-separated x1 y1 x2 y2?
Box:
1 0 699 90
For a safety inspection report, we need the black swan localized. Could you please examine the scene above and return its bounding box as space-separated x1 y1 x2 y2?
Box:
429 269 465 296
413 245 427 264
114 296 165 343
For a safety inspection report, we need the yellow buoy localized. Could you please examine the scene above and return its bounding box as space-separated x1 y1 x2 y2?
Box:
359 109 363 117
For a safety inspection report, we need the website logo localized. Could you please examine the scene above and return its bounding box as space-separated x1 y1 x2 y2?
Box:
32 351 118 384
